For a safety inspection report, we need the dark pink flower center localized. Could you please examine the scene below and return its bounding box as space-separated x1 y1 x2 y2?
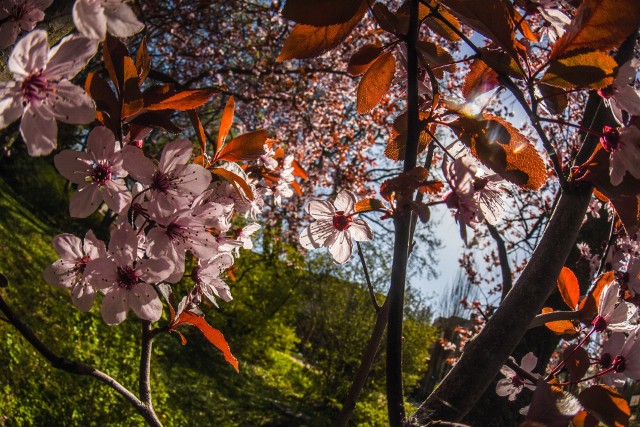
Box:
511 374 524 388
600 126 620 152
592 314 608 332
91 161 113 185
73 255 91 276
116 266 141 290
332 211 352 231
165 222 185 242
151 170 171 193
612 355 625 373
443 190 459 209
598 85 616 100
600 352 613 369
21 70 51 104
8 1 28 19
473 177 489 191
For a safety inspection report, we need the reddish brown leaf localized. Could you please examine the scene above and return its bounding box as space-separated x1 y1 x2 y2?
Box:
215 130 267 163
541 50 617 89
103 35 129 95
121 56 144 119
386 112 433 161
538 83 569 115
542 307 579 338
573 411 600 427
423 7 461 41
558 267 580 310
347 43 383 76
211 167 254 201
563 344 591 382
356 51 396 114
277 2 367 61
127 111 182 134
525 379 583 427
578 271 615 324
354 198 385 213
85 72 120 132
578 385 631 427
144 89 215 111
372 2 405 34
217 96 235 152
292 159 309 180
170 310 239 372
446 113 547 190
418 181 444 194
135 37 150 85
551 0 640 59
282 0 364 26
463 59 500 99
441 0 523 58
417 40 455 78
290 180 303 197
188 110 207 158
574 144 640 235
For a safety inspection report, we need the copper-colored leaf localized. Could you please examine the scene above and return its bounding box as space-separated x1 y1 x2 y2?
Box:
463 59 500 99
526 379 583 427
85 72 120 131
127 111 182 134
211 167 254 201
417 40 455 78
578 271 615 324
441 0 522 58
215 130 267 163
542 308 579 338
135 37 150 85
144 89 214 111
424 7 461 41
292 159 309 180
563 344 591 382
418 181 444 194
558 266 580 310
354 198 385 213
372 2 405 35
356 51 396 114
574 144 640 235
121 56 144 119
573 411 600 427
277 2 367 61
551 0 640 59
282 0 364 26
541 50 617 89
578 385 631 427
188 110 207 157
386 112 433 161
447 113 547 189
103 35 129 95
347 43 383 76
170 310 239 372
538 83 568 115
217 96 235 152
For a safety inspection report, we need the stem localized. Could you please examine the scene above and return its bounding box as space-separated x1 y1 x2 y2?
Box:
596 219 616 276
386 1 420 425
356 241 380 312
545 327 596 381
139 321 154 406
538 117 603 137
486 223 512 301
0 293 162 427
335 299 390 427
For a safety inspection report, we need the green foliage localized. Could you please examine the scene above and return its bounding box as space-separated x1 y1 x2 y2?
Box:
0 156 438 426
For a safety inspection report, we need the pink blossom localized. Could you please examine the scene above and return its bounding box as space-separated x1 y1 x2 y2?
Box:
0 30 97 155
44 230 106 312
593 281 635 333
496 352 538 401
194 253 235 306
0 0 52 49
87 223 173 325
299 190 373 264
601 327 640 384
54 126 131 218
599 332 627 387
72 0 144 40
538 7 570 43
123 139 211 217
442 156 484 243
600 125 640 186
599 59 640 125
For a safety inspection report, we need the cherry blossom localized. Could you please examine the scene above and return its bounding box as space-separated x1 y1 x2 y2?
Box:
600 327 640 384
599 332 627 387
538 7 570 43
193 253 235 307
44 230 107 312
0 0 52 49
299 190 373 264
54 127 131 218
442 156 485 243
592 281 636 333
0 30 97 155
123 138 211 217
496 352 539 401
87 223 173 325
598 59 640 125
72 0 144 40
599 125 640 186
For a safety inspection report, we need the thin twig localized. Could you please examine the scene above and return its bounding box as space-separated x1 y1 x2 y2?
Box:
596 219 616 276
139 321 154 407
356 241 380 312
486 223 513 301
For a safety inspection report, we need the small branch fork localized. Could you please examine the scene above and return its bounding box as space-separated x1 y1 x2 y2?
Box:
0 292 163 427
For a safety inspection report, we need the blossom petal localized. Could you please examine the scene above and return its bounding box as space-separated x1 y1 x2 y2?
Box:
159 138 193 172
334 190 356 213
71 282 97 312
0 22 20 50
46 33 98 80
109 223 138 267
137 258 174 284
103 1 144 38
47 81 95 124
307 199 334 219
83 229 107 259
122 145 155 184
328 231 352 264
87 126 116 159
20 103 57 156
128 283 162 322
102 180 132 213
520 352 538 373
0 83 23 128
8 30 48 77
349 219 373 242
101 287 129 325
52 233 83 260
54 149 90 184
72 0 107 40
70 182 102 218
44 259 78 288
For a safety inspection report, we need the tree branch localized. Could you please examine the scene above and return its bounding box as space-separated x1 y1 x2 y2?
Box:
0 292 162 427
486 223 512 301
356 241 381 312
